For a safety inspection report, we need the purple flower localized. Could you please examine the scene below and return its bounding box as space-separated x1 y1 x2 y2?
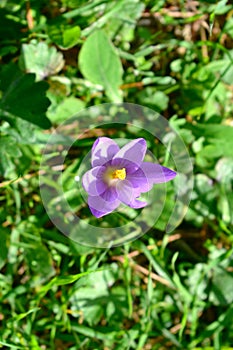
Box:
82 137 176 218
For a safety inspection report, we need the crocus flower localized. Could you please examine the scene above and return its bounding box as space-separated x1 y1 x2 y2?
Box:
82 137 176 218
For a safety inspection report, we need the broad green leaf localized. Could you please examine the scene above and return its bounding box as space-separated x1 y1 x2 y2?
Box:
69 266 118 326
137 88 169 112
187 123 233 158
0 63 51 129
19 40 65 81
48 21 81 49
79 30 123 102
47 96 85 123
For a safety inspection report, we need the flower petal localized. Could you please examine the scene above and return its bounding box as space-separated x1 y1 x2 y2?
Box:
126 167 151 193
100 186 118 202
128 162 176 193
88 195 120 218
140 162 177 184
82 166 107 196
92 137 120 167
112 138 147 170
116 180 147 209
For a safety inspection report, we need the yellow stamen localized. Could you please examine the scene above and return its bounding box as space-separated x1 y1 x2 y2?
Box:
112 168 126 180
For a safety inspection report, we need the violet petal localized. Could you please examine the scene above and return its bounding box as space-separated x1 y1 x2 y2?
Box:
127 167 151 193
116 180 147 209
112 138 147 171
88 195 120 218
92 137 120 167
82 166 107 196
139 162 177 184
100 186 118 202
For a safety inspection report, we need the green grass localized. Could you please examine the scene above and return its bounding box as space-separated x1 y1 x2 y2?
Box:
0 0 233 349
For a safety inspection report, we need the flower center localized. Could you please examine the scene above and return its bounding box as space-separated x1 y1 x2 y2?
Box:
111 168 126 180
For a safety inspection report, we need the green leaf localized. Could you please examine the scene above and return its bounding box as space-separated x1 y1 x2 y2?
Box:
190 304 233 348
15 308 41 321
70 323 117 342
215 157 233 185
48 20 81 49
0 63 51 129
137 88 169 112
0 135 21 176
47 96 85 123
101 0 145 41
19 40 65 81
37 269 106 298
79 30 123 102
0 134 21 157
210 0 232 15
209 266 233 306
69 266 118 326
224 18 233 39
187 123 233 158
25 243 55 282
0 341 26 349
